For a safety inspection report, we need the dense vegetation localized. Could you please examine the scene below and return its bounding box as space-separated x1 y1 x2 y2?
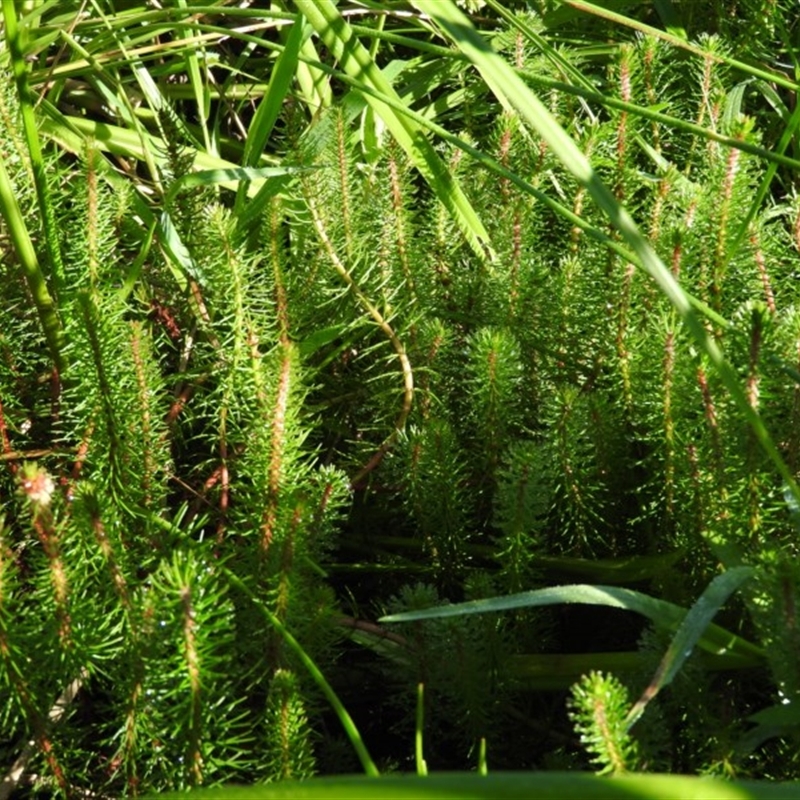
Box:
2 0 800 796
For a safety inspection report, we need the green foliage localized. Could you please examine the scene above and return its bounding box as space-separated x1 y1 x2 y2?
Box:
569 671 639 775
263 670 317 781
0 54 351 795
2 0 800 795
492 441 549 592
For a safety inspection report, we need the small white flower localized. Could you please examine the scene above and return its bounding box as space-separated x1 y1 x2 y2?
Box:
19 463 56 507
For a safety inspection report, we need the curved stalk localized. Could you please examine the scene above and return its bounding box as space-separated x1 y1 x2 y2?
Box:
305 191 414 485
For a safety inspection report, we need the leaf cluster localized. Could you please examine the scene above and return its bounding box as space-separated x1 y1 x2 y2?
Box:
2 0 800 794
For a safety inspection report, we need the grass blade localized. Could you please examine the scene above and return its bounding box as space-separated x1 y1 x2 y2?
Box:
0 151 65 372
236 14 306 211
380 582 764 662
143 770 800 799
175 0 212 154
2 0 66 295
223 569 380 778
625 567 755 728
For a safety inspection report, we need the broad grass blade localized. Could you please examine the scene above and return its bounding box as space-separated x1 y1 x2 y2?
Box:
236 15 306 210
142 770 800 799
626 567 755 727
381 582 763 663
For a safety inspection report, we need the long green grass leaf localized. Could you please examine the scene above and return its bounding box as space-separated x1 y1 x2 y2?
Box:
282 58 728 330
2 0 66 295
380 583 764 662
40 113 283 195
518 72 800 174
235 14 306 210
222 570 380 778
143 771 800 800
625 567 755 727
167 165 315 202
0 151 65 372
175 0 212 153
